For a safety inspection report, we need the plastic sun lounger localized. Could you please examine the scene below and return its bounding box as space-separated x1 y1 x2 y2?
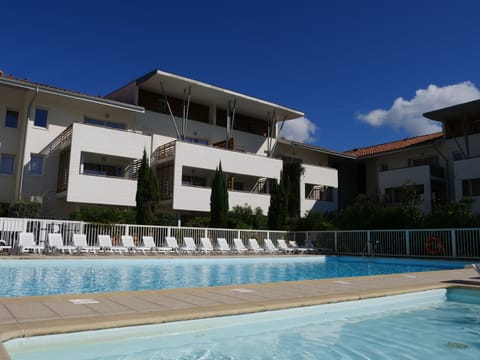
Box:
0 239 12 254
248 238 265 254
165 236 180 253
18 232 43 254
72 234 99 254
473 263 480 275
216 238 231 254
263 239 279 254
277 239 295 254
289 241 308 254
142 236 171 254
121 235 151 255
199 237 215 254
97 235 127 254
181 237 197 254
47 233 76 254
233 238 249 254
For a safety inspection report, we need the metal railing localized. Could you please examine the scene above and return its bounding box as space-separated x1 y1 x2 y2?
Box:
1 216 479 258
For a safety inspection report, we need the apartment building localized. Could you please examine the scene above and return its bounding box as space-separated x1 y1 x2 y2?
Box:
347 99 480 213
0 70 344 219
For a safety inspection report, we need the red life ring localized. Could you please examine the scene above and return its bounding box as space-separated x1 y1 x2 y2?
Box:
425 236 443 255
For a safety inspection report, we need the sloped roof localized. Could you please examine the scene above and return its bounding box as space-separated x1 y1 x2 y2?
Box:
345 132 443 158
0 72 144 112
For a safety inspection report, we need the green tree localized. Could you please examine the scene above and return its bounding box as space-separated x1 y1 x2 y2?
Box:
210 162 229 228
135 150 159 225
282 159 304 220
268 174 288 230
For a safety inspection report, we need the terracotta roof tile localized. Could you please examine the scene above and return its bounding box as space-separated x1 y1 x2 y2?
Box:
345 132 443 157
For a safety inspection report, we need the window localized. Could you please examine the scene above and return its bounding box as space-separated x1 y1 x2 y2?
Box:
453 151 465 161
183 136 208 145
463 178 480 197
84 116 126 130
29 155 44 175
0 154 15 175
34 108 48 128
5 109 19 128
384 185 424 203
408 156 438 167
83 163 123 177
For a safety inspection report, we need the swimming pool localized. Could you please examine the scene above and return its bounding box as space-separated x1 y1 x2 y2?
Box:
0 256 467 297
5 288 479 359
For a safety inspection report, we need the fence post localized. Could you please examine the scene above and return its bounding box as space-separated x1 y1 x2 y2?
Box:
405 230 410 256
334 231 337 253
367 230 371 255
204 228 208 238
167 226 171 237
125 224 129 236
451 229 457 258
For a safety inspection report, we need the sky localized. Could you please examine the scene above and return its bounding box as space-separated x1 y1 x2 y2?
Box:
3 0 480 151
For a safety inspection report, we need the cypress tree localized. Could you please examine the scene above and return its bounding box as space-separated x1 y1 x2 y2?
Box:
136 150 159 225
210 162 229 228
268 172 288 230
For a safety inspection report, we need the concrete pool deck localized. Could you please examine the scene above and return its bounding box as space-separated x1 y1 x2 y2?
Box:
0 257 479 359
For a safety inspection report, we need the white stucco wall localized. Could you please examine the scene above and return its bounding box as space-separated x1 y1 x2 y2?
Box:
378 165 431 212
66 123 151 206
172 141 282 212
453 157 480 213
300 164 338 215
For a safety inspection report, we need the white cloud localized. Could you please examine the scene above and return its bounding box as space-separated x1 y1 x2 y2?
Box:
357 82 480 136
279 116 317 143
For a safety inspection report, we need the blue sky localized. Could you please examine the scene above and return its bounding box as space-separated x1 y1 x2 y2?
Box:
3 0 480 151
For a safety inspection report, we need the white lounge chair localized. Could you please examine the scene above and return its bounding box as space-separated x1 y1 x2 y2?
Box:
181 237 197 254
199 237 215 254
142 236 171 254
17 232 43 254
277 239 295 254
121 235 151 254
248 238 264 254
165 236 180 253
0 239 12 254
289 240 308 254
216 238 231 254
72 234 99 254
233 238 248 254
472 263 480 274
97 235 127 254
47 233 76 254
263 239 279 254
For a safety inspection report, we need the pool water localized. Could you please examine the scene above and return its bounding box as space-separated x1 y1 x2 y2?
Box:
0 256 466 297
5 288 480 359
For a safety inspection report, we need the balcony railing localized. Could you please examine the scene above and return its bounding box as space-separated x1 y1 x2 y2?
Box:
153 141 176 161
40 125 72 157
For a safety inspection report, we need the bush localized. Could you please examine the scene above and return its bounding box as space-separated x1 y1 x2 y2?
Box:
69 207 136 224
424 198 479 228
8 200 41 218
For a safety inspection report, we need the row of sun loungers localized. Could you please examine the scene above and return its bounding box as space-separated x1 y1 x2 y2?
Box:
10 232 321 255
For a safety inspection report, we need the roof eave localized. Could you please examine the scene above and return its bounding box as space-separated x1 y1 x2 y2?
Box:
135 69 304 120
0 77 145 113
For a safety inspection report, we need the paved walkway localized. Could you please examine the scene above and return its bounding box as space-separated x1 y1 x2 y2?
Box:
0 265 479 359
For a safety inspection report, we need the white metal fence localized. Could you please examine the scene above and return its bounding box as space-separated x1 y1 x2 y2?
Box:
1 217 479 258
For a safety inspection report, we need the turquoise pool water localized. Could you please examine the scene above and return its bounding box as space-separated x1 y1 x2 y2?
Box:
0 256 466 297
5 288 480 359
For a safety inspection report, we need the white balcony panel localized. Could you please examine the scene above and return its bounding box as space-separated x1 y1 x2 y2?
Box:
172 186 271 213
174 141 282 178
300 164 339 215
302 164 338 187
378 165 431 212
66 123 151 206
66 175 137 206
